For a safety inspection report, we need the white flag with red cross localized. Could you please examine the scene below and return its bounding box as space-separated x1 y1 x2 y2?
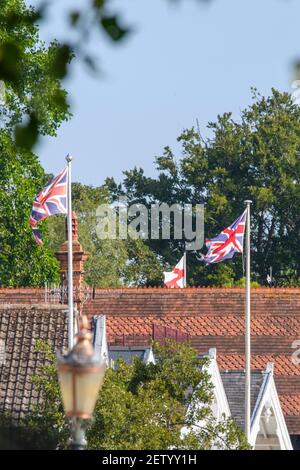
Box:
163 256 185 288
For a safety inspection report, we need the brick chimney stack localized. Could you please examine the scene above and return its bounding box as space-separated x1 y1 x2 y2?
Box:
55 212 89 307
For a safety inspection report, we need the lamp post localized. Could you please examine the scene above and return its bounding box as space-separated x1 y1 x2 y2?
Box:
57 316 106 450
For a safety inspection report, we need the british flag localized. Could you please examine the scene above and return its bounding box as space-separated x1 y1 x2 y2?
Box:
201 209 247 264
30 166 68 245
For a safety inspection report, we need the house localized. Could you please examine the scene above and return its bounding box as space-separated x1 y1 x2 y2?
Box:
1 286 300 448
83 286 300 447
0 214 299 448
206 349 292 450
92 315 293 450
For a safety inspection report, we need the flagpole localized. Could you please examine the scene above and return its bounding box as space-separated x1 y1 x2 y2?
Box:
66 154 74 351
244 200 252 444
184 251 187 287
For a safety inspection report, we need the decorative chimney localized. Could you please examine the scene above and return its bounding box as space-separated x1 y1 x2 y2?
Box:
55 212 89 308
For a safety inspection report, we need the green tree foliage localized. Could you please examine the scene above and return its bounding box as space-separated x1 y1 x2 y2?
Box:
0 1 214 150
4 340 248 450
0 0 72 148
0 1 72 286
87 341 248 450
0 131 59 286
47 182 163 287
0 0 128 148
107 89 300 286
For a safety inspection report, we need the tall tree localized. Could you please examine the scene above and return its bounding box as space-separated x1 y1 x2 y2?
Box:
107 89 300 286
0 0 71 286
0 132 59 286
2 340 248 450
47 182 164 287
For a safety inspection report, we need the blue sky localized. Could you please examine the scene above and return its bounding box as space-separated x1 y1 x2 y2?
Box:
31 0 300 185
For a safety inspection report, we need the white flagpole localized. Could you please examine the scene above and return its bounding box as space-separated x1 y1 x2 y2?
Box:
244 200 252 444
183 251 187 288
66 154 74 350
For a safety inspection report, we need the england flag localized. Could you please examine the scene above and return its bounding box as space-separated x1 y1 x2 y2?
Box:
164 256 185 288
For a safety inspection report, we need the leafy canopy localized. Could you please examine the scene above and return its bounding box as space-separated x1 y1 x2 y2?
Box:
47 182 164 287
0 0 216 150
0 0 72 148
107 89 300 286
0 1 72 286
0 130 59 286
7 339 249 450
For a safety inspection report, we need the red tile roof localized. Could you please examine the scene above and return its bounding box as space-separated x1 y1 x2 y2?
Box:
83 287 300 435
217 354 300 376
1 287 300 435
281 396 300 416
105 314 300 338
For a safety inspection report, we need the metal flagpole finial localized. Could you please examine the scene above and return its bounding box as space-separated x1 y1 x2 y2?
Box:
244 200 252 205
66 154 73 163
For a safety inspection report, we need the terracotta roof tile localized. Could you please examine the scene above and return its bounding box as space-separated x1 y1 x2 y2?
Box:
280 396 300 416
216 354 300 376
88 288 300 435
1 288 300 435
106 315 300 338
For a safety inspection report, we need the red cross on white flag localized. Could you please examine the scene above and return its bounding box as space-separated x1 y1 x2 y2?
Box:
163 256 185 288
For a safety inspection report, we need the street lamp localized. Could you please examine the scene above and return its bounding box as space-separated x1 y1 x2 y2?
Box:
57 316 106 450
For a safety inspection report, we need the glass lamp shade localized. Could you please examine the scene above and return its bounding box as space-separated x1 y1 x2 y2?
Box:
57 324 106 419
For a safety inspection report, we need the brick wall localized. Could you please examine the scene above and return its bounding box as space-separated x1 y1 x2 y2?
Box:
2 286 300 315
0 289 45 304
83 287 300 318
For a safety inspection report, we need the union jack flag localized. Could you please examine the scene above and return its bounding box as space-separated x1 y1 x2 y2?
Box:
201 209 247 264
30 166 68 245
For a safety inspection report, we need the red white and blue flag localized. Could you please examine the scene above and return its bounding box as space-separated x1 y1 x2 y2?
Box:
164 256 185 288
30 166 68 245
201 209 247 264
